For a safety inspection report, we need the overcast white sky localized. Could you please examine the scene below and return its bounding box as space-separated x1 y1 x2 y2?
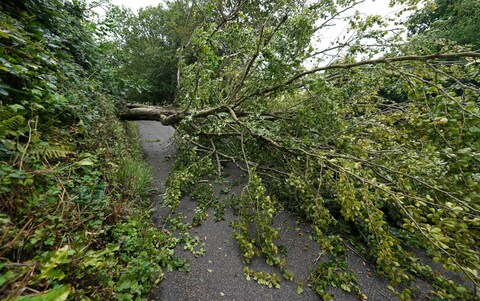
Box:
110 0 162 11
109 0 403 16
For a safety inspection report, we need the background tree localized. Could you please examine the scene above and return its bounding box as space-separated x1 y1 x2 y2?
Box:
408 0 480 48
106 0 203 105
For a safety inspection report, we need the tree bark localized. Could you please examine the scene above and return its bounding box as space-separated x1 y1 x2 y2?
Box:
120 103 285 125
120 104 185 125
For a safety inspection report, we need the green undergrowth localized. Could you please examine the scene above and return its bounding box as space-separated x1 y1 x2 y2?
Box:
0 0 180 299
0 112 180 300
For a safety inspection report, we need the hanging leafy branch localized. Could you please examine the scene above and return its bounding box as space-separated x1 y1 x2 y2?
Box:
120 0 480 299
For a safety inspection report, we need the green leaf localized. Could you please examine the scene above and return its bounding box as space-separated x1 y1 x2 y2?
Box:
72 158 95 168
297 284 304 295
15 285 71 301
8 104 25 112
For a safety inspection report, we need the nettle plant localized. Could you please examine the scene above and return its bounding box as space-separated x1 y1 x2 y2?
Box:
130 0 479 299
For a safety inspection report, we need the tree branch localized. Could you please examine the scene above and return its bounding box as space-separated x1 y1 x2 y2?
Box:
240 52 480 102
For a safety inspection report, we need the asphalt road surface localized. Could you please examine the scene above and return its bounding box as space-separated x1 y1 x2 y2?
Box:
137 120 401 301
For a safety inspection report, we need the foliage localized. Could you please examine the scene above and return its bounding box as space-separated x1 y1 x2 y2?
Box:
243 267 281 289
408 0 480 48
0 1 182 299
103 0 201 105
134 0 480 300
232 171 282 267
309 236 365 301
3 0 479 300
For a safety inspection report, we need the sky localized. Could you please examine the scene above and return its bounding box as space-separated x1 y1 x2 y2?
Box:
109 0 404 16
110 0 162 12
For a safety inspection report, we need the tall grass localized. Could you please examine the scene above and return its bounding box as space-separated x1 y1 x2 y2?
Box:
118 122 152 200
118 156 152 199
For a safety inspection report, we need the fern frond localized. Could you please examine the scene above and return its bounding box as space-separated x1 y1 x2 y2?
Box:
0 115 25 131
0 107 16 120
29 144 74 160
43 145 74 159
0 106 26 138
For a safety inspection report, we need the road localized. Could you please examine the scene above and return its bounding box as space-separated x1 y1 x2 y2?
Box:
137 120 399 301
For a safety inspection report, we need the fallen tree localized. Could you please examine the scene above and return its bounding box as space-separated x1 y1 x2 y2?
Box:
120 0 480 300
121 103 186 124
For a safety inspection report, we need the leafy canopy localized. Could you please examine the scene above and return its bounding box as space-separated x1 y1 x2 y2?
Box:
123 0 480 300
408 0 480 48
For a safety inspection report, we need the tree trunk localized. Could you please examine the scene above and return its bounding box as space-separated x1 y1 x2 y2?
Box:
120 104 186 125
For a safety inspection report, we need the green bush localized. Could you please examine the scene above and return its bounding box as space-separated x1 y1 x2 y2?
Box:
0 1 179 299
